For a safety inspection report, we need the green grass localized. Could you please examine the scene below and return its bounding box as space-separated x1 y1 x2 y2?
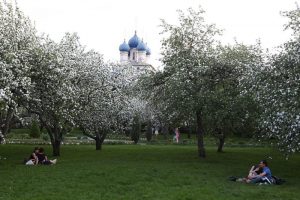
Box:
0 145 299 200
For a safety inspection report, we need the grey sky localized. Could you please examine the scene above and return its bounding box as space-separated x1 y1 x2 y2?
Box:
17 0 299 68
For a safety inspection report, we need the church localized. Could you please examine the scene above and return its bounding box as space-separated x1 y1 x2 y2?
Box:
119 31 154 71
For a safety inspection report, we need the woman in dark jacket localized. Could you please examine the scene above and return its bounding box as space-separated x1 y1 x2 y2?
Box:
36 147 57 165
25 147 39 165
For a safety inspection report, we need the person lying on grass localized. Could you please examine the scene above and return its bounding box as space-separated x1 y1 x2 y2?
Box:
36 147 57 165
246 160 273 184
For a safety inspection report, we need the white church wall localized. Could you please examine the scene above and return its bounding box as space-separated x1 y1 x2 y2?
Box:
138 51 146 62
120 51 128 62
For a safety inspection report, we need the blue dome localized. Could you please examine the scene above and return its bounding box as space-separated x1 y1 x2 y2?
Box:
119 40 130 52
137 40 147 51
128 31 140 48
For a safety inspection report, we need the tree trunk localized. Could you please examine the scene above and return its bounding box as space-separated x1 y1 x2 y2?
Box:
196 110 206 158
162 125 169 140
0 106 14 136
217 133 225 153
187 125 192 139
95 131 107 150
0 133 4 144
146 121 152 142
52 139 61 156
95 136 102 150
46 126 61 157
131 116 141 144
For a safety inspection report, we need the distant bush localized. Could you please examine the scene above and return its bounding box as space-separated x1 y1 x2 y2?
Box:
67 127 84 137
42 134 49 141
29 120 41 138
6 133 30 139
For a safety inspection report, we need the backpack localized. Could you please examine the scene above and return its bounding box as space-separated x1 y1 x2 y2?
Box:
228 176 238 181
272 176 286 185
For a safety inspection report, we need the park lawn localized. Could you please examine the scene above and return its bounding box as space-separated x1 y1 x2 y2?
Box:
0 145 299 200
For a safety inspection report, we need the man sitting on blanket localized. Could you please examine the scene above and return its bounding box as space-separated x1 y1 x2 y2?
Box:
247 160 273 184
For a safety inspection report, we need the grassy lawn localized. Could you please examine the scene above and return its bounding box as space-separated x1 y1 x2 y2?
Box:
0 144 299 200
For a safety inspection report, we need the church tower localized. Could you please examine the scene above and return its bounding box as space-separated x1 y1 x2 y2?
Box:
119 31 151 65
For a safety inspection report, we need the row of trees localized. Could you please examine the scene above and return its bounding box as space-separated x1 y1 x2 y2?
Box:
1 1 299 158
0 1 149 155
139 6 300 158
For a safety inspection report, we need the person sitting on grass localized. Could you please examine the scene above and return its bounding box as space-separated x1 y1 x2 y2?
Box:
247 164 263 180
235 164 262 182
25 147 39 165
36 147 57 165
246 160 273 184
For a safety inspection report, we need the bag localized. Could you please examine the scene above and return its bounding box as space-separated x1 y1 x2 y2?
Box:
228 176 238 181
25 159 34 165
261 177 273 184
272 176 286 185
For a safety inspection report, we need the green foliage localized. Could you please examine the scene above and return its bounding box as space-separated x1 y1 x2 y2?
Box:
249 6 300 157
8 128 30 135
142 7 263 155
6 129 30 139
6 133 30 139
42 133 49 141
0 145 300 200
156 6 222 121
202 44 263 138
131 116 141 144
67 128 84 137
29 120 40 138
0 0 38 137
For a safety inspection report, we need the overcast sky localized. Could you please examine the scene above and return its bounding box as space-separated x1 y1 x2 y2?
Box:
17 0 299 68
